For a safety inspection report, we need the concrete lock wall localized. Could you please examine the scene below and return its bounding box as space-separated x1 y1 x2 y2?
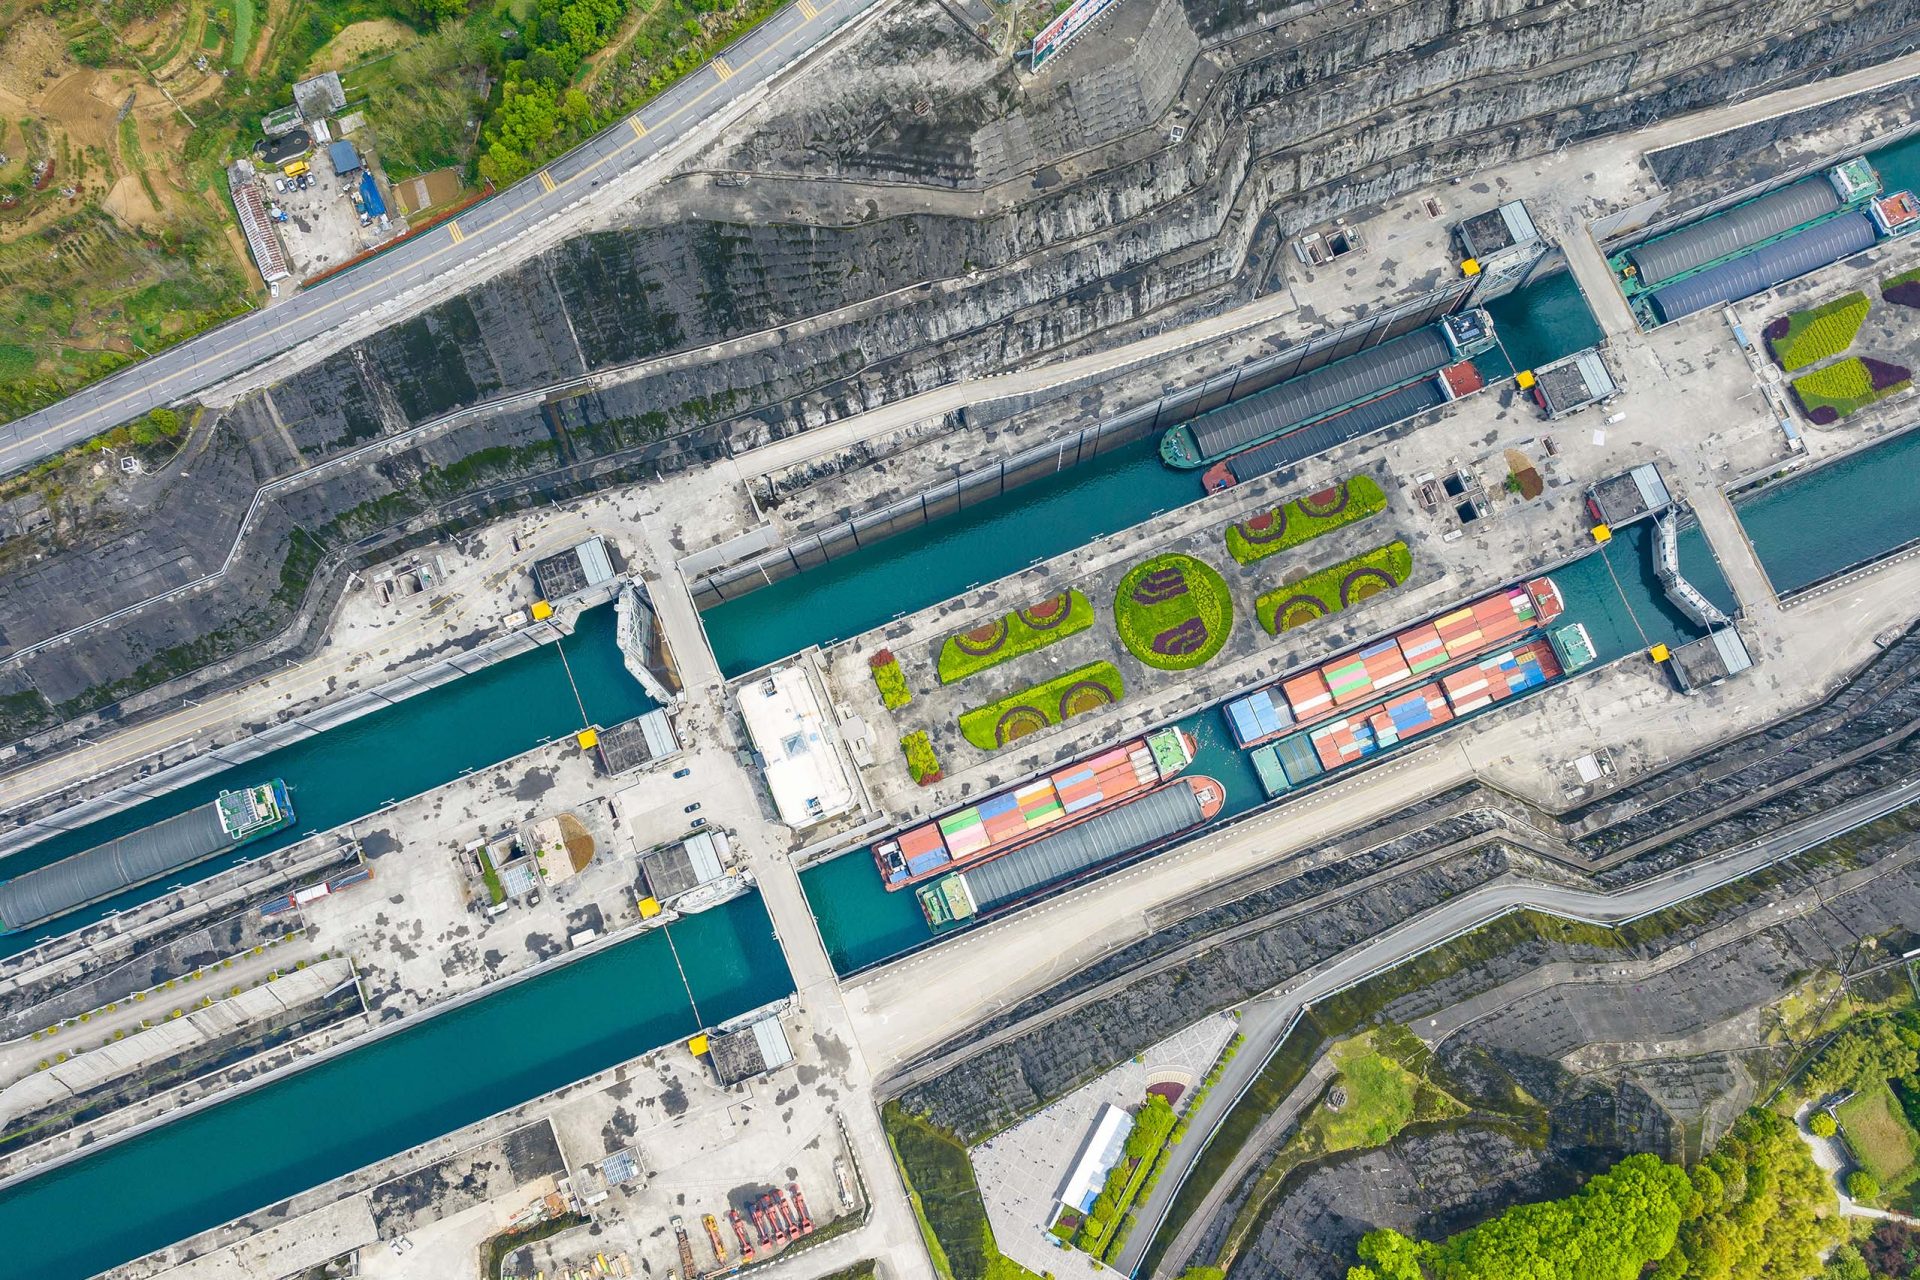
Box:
687 279 1472 609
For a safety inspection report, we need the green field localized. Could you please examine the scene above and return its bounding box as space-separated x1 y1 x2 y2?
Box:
1254 541 1412 635
1224 474 1388 565
936 590 1094 684
1837 1084 1919 1190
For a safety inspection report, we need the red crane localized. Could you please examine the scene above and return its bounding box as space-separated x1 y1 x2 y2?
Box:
775 1188 802 1236
761 1194 789 1243
729 1208 755 1261
749 1201 772 1245
790 1184 815 1234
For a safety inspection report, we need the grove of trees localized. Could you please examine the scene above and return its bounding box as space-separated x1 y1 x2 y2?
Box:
1347 1109 1843 1280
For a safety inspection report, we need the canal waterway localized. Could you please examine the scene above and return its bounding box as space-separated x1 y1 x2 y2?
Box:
0 605 654 957
1734 427 1920 595
706 268 1607 678
0 893 792 1278
804 519 1731 977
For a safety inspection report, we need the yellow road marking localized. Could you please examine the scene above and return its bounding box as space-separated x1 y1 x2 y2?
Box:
629 117 648 138
539 170 557 193
13 0 846 457
798 0 817 19
448 220 464 244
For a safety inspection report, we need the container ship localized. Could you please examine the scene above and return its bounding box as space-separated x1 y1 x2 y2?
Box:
0 780 294 935
1251 625 1594 798
873 726 1196 890
1223 577 1565 750
916 774 1227 928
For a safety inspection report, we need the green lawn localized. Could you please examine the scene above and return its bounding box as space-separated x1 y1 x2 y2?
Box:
956 661 1125 751
1254 541 1412 635
1791 357 1913 423
1224 474 1388 565
1113 552 1234 672
881 1104 1044 1280
226 0 256 69
937 590 1095 684
1838 1084 1919 1190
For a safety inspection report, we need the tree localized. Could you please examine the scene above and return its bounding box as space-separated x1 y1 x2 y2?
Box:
146 406 181 437
1810 1112 1838 1138
1849 1171 1881 1203
1820 1244 1871 1280
1861 1219 1920 1278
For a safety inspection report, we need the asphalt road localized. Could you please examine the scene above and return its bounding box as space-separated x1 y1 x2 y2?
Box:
0 0 884 479
1121 774 1920 1278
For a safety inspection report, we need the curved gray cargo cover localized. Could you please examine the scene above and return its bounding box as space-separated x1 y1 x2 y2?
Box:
1626 177 1841 287
0 801 230 931
965 782 1203 909
1649 214 1876 323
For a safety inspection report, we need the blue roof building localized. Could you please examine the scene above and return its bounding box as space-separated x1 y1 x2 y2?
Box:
327 139 361 176
358 170 386 219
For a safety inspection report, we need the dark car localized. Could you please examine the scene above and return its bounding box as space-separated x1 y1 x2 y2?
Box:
689 817 708 828
673 768 691 779
683 802 701 813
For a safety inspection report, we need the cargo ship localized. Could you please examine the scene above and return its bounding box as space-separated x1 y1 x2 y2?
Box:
1251 625 1594 797
915 774 1226 927
0 780 294 935
873 726 1196 890
1223 577 1564 750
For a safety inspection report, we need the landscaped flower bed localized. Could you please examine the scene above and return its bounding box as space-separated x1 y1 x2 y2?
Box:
1224 474 1389 565
935 590 1095 684
869 649 912 710
1885 266 1920 309
1791 357 1913 424
1255 541 1413 635
1113 553 1234 672
900 731 942 785
956 661 1126 751
1764 291 1870 371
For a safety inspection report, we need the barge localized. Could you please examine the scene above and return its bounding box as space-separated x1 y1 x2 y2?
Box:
0 780 294 935
916 774 1226 927
1251 625 1595 797
873 726 1195 890
1159 310 1498 470
1224 577 1565 750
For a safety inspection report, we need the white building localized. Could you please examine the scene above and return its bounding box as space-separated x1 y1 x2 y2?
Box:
736 664 856 829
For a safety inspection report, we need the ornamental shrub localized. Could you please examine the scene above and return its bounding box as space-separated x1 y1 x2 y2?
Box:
1224 474 1388 565
1113 553 1234 672
1767 291 1870 371
1849 1171 1881 1202
956 661 1125 751
1810 1111 1837 1138
1254 541 1412 635
868 650 912 710
935 590 1094 684
899 731 942 785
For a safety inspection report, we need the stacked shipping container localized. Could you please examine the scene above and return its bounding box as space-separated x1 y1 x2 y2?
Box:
1225 578 1563 749
874 731 1192 887
1251 636 1568 797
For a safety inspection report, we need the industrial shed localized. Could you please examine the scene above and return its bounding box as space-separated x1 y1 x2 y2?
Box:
1648 214 1876 323
708 1014 795 1085
963 782 1202 910
1625 176 1843 286
1183 325 1454 461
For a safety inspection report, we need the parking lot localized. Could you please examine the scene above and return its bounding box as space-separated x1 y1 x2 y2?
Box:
258 136 407 281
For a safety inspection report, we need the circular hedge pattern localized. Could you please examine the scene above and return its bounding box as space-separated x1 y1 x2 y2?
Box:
1059 680 1117 718
1340 566 1399 606
1235 508 1289 545
1268 596 1328 631
1113 552 1235 672
951 618 1009 656
1018 593 1073 630
1297 481 1351 518
993 706 1049 745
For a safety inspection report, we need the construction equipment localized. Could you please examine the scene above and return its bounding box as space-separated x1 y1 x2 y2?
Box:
760 1194 789 1243
729 1209 755 1261
670 1216 699 1278
790 1184 815 1234
775 1188 802 1236
702 1214 728 1265
749 1201 772 1245
834 1157 855 1209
